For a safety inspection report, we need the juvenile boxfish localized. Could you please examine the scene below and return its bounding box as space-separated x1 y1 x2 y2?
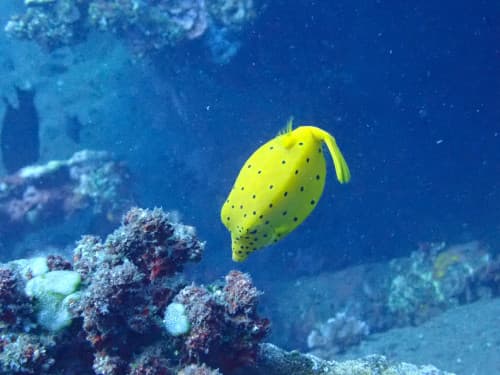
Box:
221 119 350 262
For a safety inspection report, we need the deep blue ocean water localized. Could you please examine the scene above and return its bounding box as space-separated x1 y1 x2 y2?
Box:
0 0 498 280
183 0 500 279
0 1 498 373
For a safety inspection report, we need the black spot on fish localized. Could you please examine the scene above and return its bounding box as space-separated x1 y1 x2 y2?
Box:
316 174 320 180
231 205 235 209
295 169 299 175
227 217 230 221
318 148 322 153
299 142 304 146
258 170 262 174
269 184 274 189
269 146 274 150
310 199 316 205
252 194 256 199
293 217 298 222
241 186 244 190
265 220 270 225
247 164 252 168
259 214 264 219
252 211 256 215
283 192 288 197
282 211 287 216
306 157 310 163
269 203 273 208
300 186 304 192
243 213 247 218
240 205 243 209
1 87 39 173
281 160 286 164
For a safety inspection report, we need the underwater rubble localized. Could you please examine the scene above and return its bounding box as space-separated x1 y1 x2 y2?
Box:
263 241 499 357
333 298 500 374
0 150 134 257
0 207 454 374
4 0 255 62
241 343 454 375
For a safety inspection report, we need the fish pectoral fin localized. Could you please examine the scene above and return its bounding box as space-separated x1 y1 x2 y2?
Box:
272 225 290 242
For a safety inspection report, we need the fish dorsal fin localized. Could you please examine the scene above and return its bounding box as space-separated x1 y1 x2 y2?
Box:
278 117 296 148
278 117 294 136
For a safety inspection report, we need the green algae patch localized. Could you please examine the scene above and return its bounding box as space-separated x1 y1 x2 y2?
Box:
25 270 81 332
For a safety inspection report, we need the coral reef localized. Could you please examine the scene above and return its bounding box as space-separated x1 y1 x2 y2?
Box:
263 241 499 352
387 241 494 325
0 207 270 374
4 0 256 61
4 0 84 50
239 343 455 375
172 271 269 371
0 334 56 374
0 150 133 254
24 269 81 331
307 312 369 357
178 363 222 375
0 268 33 330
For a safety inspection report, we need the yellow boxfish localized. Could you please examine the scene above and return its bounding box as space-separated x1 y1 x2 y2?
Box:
221 120 350 262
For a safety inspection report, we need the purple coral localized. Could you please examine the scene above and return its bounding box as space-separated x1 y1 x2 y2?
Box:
0 268 33 329
74 207 205 373
173 284 223 360
178 364 221 375
0 334 55 374
224 269 261 315
127 345 173 375
0 150 133 253
173 270 269 372
0 207 269 374
307 312 369 356
99 207 203 280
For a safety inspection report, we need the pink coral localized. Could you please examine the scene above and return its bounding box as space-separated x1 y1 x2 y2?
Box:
172 271 269 372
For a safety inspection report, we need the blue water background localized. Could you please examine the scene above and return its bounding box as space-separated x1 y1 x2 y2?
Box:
172 0 500 280
0 1 499 282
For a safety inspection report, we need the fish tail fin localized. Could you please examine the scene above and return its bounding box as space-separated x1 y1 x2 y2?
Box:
312 127 351 184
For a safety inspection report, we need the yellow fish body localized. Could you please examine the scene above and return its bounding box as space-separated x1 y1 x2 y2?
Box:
221 121 350 262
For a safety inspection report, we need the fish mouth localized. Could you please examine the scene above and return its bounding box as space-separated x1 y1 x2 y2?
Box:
232 249 248 262
231 236 250 262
